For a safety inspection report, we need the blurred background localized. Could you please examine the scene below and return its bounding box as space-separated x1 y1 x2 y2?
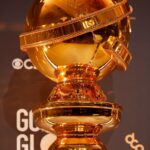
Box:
0 0 149 149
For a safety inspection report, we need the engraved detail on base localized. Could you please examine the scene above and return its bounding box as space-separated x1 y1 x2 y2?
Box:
50 124 107 150
33 65 121 149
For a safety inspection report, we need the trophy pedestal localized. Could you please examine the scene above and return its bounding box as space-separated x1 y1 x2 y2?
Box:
33 101 121 149
50 137 106 150
33 65 121 149
49 124 106 150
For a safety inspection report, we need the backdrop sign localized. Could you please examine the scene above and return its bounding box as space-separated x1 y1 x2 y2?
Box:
0 0 149 150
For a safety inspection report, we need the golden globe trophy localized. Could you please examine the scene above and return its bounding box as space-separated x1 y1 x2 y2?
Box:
20 0 133 149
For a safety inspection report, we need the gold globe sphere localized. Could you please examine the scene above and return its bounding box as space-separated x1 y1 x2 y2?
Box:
20 0 132 82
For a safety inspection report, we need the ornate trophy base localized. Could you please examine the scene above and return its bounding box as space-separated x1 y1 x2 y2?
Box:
33 102 121 132
49 124 106 150
50 138 106 150
33 102 121 149
33 65 121 149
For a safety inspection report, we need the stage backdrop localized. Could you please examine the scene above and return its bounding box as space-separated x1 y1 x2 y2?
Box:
0 0 149 150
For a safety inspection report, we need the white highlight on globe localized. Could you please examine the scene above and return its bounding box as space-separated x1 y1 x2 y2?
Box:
40 133 57 150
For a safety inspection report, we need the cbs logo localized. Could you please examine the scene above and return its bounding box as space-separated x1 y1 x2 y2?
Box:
125 133 144 150
12 58 36 70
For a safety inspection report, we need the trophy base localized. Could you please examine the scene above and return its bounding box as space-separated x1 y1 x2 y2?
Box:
33 102 120 149
49 137 106 150
33 102 121 133
49 122 107 150
33 65 121 149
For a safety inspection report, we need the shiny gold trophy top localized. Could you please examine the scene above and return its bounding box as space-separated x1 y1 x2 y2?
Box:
20 0 132 149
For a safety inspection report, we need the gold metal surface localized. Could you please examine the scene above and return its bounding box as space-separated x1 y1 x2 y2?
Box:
19 0 132 82
20 0 132 50
20 0 133 149
33 102 121 134
26 35 132 82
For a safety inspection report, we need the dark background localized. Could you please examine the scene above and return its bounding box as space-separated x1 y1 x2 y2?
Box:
0 0 149 149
